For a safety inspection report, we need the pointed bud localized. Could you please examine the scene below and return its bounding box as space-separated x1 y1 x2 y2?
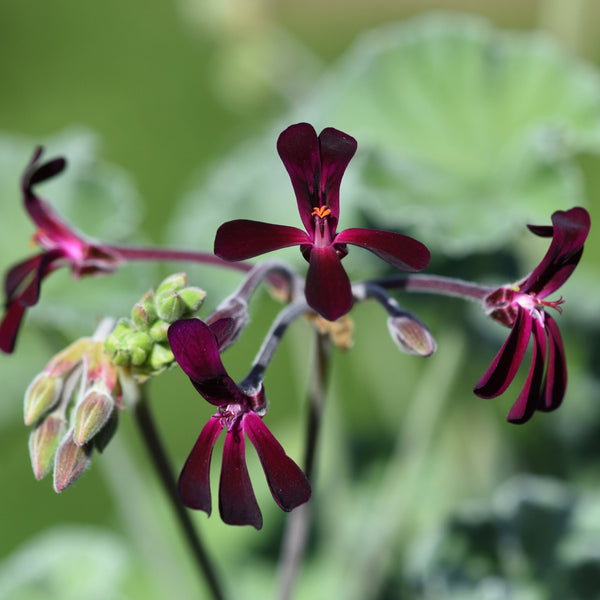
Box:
73 390 115 446
155 291 185 322
156 272 187 295
24 374 62 425
387 315 436 357
148 343 174 371
28 416 65 480
131 291 158 328
149 319 170 342
53 430 93 492
179 286 206 313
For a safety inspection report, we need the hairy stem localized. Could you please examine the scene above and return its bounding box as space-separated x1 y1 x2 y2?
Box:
277 331 331 600
131 385 226 600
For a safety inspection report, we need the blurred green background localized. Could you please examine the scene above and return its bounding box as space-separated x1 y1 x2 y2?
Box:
1 1 599 599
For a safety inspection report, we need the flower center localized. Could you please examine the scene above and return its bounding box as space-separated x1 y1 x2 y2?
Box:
311 206 331 219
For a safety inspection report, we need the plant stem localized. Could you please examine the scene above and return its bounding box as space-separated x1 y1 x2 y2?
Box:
277 331 331 600
131 386 226 600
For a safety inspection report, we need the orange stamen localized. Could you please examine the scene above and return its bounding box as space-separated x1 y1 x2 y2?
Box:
311 206 331 219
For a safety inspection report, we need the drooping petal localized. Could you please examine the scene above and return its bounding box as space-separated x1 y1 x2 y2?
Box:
177 416 223 513
219 426 262 529
0 301 27 354
523 207 590 298
538 314 567 412
168 318 240 406
316 127 357 232
507 318 547 424
243 412 311 511
305 245 353 321
276 123 322 232
474 307 533 398
214 220 310 260
335 228 431 272
4 254 46 305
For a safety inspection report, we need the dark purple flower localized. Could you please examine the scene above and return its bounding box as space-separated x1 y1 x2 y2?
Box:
474 207 590 424
214 123 431 321
0 148 122 353
168 317 311 529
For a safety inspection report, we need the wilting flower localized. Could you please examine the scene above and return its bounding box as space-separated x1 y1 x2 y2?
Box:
0 148 122 353
474 207 590 423
214 123 430 321
168 317 311 529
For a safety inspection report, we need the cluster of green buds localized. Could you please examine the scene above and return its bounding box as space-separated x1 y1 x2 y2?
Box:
25 318 120 492
104 273 206 380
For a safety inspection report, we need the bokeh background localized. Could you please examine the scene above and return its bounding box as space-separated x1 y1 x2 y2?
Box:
1 1 599 598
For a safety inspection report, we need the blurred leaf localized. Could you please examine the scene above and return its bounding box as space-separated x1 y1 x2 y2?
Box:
0 526 131 600
170 14 600 268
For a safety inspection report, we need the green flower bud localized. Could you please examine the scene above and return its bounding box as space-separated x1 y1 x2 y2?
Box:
131 291 158 328
156 272 187 295
149 319 169 343
73 390 115 446
387 315 436 357
28 415 65 480
24 373 62 426
155 291 185 322
104 319 135 355
53 430 93 493
125 331 153 366
179 286 207 313
148 343 174 371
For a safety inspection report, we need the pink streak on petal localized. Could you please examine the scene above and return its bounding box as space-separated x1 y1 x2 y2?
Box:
219 427 263 529
244 412 311 511
177 417 223 513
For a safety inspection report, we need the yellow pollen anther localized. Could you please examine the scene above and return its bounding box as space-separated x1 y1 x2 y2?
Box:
312 206 331 219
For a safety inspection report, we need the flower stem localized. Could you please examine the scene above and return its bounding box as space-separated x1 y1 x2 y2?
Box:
277 331 331 600
131 385 226 600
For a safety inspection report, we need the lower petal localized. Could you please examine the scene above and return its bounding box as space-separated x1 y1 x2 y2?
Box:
0 301 27 354
177 417 223 513
305 245 353 321
474 307 532 398
539 315 567 411
244 412 311 511
219 426 263 529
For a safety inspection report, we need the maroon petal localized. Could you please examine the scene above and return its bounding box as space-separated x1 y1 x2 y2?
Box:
507 318 547 424
316 127 357 232
474 307 533 398
305 245 353 321
5 254 46 305
335 228 430 272
208 317 235 351
277 123 322 232
177 416 223 513
523 207 590 298
214 220 310 261
219 426 262 529
244 412 311 511
168 318 240 406
0 301 27 354
538 314 567 411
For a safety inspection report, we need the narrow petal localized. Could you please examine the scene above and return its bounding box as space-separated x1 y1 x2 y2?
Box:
0 301 27 354
168 319 240 406
335 228 431 272
317 127 357 230
538 314 567 411
277 123 322 232
244 412 311 511
214 220 310 261
474 308 532 398
4 254 46 304
219 426 262 529
507 318 547 424
177 417 223 513
523 207 590 298
305 245 353 321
